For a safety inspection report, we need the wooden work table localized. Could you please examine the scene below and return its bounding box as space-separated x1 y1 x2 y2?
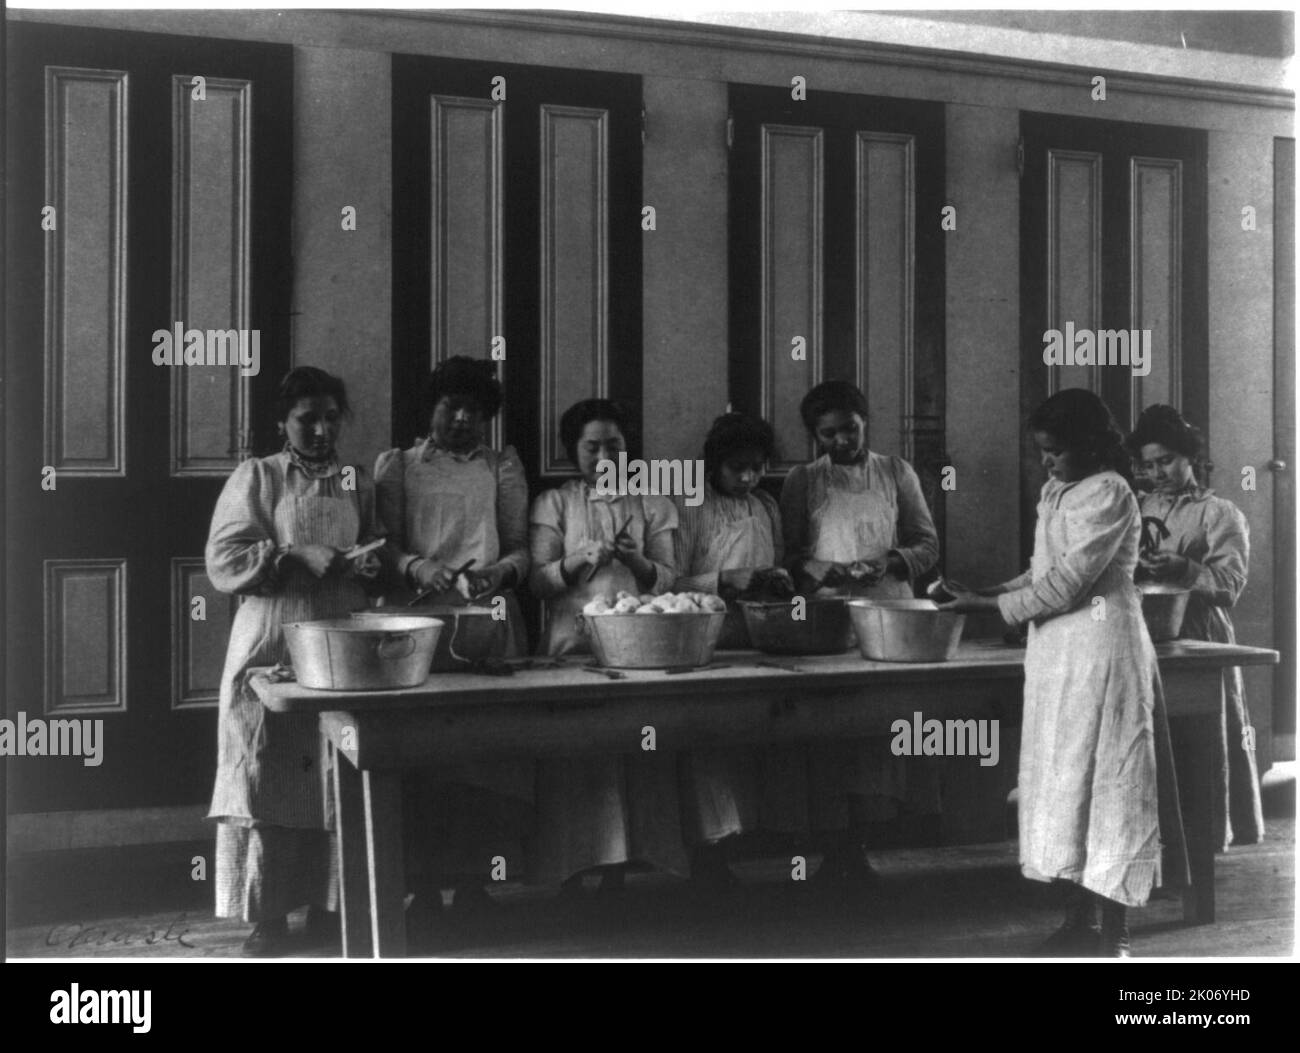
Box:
252 638 1279 957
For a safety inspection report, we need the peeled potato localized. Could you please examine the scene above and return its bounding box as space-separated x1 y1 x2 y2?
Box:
581 598 611 616
612 597 641 614
635 604 658 614
700 594 727 613
615 590 638 603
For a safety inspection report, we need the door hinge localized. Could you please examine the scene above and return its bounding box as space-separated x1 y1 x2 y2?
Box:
640 107 647 146
1016 136 1025 179
726 114 734 150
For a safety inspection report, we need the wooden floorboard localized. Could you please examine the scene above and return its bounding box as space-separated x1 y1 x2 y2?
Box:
7 817 1293 959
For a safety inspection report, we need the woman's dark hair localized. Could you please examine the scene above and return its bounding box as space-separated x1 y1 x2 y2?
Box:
422 355 503 422
800 380 869 432
1126 404 1205 464
702 412 777 480
1028 388 1133 486
274 366 351 422
559 398 637 464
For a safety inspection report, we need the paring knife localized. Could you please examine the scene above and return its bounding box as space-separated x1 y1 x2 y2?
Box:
583 516 634 583
407 558 476 606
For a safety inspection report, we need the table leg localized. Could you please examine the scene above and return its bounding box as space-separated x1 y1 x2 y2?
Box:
332 742 372 958
1178 712 1217 926
362 770 408 958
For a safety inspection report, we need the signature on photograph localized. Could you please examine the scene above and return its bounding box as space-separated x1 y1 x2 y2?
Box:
44 914 197 951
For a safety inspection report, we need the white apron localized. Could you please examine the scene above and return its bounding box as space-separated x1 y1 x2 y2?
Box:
210 489 364 828
804 459 935 827
532 494 689 884
1018 481 1163 906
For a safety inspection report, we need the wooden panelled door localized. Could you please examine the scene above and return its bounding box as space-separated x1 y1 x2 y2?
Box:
392 55 643 483
4 24 293 815
1019 112 1209 544
727 84 947 551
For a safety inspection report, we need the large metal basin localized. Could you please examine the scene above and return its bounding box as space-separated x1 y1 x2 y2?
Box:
1140 583 1191 642
738 598 853 655
848 599 966 663
583 611 726 669
284 617 442 690
353 603 504 671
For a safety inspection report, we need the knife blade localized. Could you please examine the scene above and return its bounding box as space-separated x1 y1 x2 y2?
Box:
406 558 477 606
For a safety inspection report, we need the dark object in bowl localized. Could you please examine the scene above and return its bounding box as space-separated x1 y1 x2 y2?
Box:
738 598 853 655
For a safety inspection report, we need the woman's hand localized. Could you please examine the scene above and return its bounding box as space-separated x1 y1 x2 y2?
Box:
564 539 614 582
288 544 343 578
462 564 508 598
720 567 757 593
846 559 886 586
345 550 381 580
799 559 847 589
612 531 654 582
411 559 456 593
937 586 1000 613
1139 552 1190 583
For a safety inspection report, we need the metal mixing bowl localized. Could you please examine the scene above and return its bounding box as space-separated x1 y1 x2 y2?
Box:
1139 583 1191 642
582 610 726 669
848 599 966 662
353 603 505 670
284 617 443 690
738 598 853 654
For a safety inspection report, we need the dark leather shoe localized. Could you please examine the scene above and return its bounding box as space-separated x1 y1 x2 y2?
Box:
1037 921 1101 957
241 916 289 957
1100 903 1132 958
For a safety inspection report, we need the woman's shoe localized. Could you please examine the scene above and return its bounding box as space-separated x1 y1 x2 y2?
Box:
241 916 290 957
1099 901 1131 958
1037 886 1100 956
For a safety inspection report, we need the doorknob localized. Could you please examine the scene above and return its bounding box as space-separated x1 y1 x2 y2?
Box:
1268 459 1287 472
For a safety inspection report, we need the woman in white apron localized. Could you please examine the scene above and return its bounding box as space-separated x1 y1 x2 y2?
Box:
1128 404 1263 852
944 389 1172 957
673 412 805 888
373 356 532 919
779 380 941 887
528 399 689 890
206 367 382 956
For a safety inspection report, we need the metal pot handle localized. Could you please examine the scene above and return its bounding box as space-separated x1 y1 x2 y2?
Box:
377 633 416 660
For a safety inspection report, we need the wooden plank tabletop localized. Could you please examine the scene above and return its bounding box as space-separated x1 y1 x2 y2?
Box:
253 638 1279 715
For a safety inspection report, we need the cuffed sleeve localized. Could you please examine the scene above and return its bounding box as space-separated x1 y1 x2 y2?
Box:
889 456 940 582
492 445 531 588
998 475 1136 626
643 496 679 594
991 569 1034 595
205 459 283 596
373 447 422 583
528 488 571 599
1179 503 1249 607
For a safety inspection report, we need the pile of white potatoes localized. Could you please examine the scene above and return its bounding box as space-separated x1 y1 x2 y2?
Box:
583 590 728 616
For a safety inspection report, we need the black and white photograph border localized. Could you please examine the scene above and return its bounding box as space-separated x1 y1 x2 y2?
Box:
2 1 1295 963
